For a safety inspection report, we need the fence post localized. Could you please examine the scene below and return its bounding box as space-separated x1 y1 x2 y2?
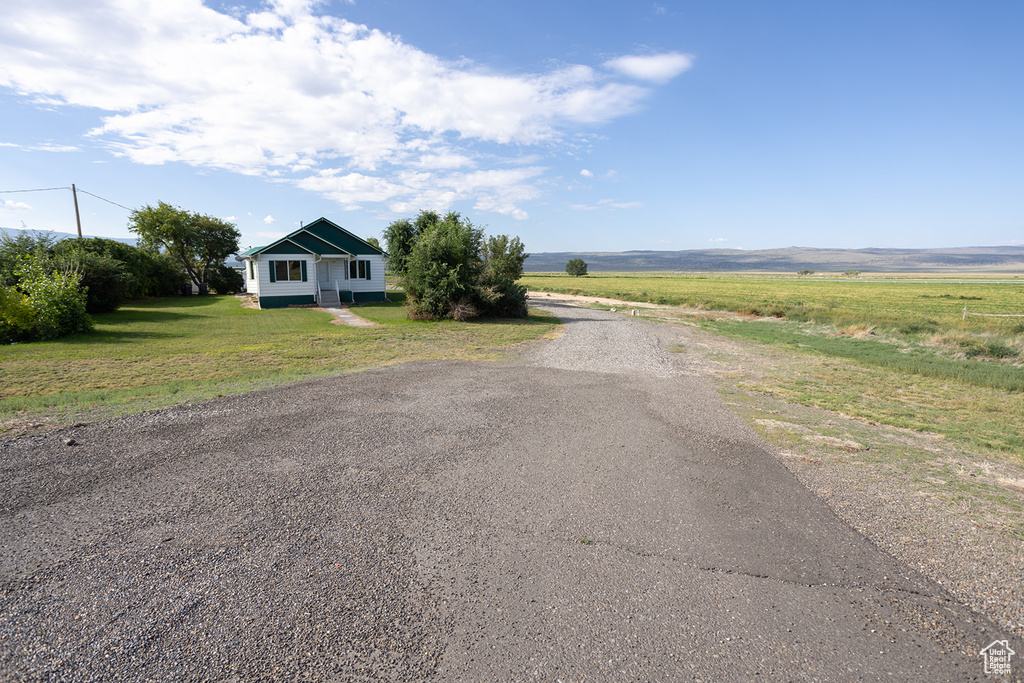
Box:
963 304 967 321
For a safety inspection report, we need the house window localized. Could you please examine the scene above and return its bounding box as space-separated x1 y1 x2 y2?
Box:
270 260 306 282
349 259 372 280
246 260 254 280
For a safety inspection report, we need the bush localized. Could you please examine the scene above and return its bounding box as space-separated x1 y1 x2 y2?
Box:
398 212 529 320
62 250 132 314
208 264 244 294
404 213 484 320
143 252 188 297
0 286 35 343
12 257 92 341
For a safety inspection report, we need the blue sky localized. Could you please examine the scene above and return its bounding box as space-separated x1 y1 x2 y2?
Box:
1 0 1021 254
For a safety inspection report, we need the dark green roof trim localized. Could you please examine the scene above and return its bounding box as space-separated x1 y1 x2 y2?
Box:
237 217 388 258
262 239 315 255
289 231 351 255
304 218 388 256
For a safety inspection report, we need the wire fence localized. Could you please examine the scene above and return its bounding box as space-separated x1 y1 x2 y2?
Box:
963 305 1024 320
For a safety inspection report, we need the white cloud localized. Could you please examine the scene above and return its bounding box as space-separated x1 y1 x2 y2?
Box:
1 200 32 211
580 169 594 177
571 198 641 211
0 0 690 217
263 215 276 224
604 52 694 83
30 143 79 152
709 237 728 243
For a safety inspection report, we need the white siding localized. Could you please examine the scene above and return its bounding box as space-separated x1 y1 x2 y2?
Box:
252 254 316 298
348 254 387 295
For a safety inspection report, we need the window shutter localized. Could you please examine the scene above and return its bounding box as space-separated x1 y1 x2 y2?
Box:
365 261 371 280
269 260 276 283
300 260 307 281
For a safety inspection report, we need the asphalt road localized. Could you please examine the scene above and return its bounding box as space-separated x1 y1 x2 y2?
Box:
0 302 1014 681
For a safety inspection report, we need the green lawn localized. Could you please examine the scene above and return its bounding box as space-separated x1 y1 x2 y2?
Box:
0 294 558 428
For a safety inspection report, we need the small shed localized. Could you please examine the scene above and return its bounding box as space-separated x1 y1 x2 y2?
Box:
238 218 388 309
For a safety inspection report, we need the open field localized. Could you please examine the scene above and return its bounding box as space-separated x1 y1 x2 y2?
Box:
522 272 1024 331
0 294 558 430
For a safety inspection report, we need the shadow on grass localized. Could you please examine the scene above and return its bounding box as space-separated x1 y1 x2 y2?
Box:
69 328 189 344
93 309 206 326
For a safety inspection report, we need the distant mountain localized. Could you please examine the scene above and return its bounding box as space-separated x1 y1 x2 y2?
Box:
524 246 1024 273
0 226 137 246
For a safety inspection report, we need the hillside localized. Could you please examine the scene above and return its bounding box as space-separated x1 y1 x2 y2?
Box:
524 246 1024 273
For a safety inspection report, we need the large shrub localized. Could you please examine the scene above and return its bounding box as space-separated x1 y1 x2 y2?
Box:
480 234 528 318
208 264 244 294
58 250 132 314
10 256 92 341
404 214 484 320
0 286 35 343
389 211 529 321
142 252 188 297
0 231 57 287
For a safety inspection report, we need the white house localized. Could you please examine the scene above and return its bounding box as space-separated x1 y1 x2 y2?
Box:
238 218 388 309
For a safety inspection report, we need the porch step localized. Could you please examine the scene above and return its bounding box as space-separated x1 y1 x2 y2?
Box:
319 290 341 306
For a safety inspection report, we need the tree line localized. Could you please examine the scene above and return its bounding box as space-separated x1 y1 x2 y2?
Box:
1 202 242 343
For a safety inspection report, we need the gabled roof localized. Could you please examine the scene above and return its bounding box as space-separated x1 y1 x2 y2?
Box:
238 218 388 258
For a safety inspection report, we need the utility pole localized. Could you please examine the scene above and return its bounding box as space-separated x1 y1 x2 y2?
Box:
71 183 83 239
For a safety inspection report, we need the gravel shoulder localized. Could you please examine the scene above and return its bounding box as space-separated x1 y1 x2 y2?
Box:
0 296 1018 680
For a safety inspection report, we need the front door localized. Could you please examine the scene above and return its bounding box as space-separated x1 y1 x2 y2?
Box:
318 261 331 285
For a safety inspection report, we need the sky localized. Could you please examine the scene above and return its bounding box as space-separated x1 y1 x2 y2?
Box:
1 0 1022 254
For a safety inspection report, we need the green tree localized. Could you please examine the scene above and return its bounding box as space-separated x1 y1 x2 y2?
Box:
565 258 588 277
480 234 529 317
0 231 57 288
399 211 529 321
365 236 381 249
128 202 240 292
797 269 815 276
382 218 416 276
405 212 484 320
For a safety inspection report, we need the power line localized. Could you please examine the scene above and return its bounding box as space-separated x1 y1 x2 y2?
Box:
0 186 71 193
0 185 132 211
75 188 133 212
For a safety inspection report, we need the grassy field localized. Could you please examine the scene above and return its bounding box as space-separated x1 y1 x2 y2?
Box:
0 294 558 429
523 272 1024 332
526 272 1024 462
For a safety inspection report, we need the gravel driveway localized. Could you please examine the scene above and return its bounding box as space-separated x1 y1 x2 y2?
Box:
0 302 1015 680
